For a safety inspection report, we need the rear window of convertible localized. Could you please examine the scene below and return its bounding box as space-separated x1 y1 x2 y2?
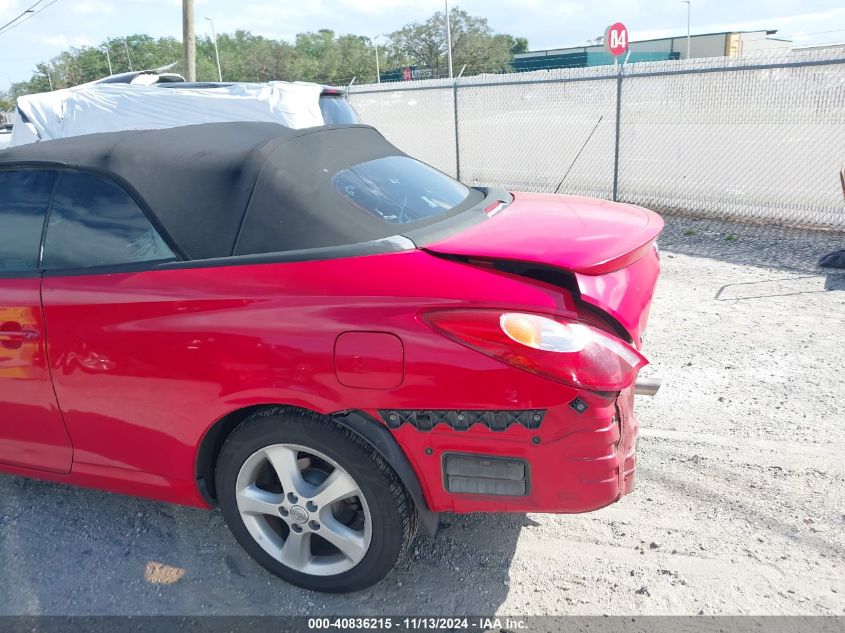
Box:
332 156 471 224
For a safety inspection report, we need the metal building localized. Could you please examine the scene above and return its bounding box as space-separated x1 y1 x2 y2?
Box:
513 29 793 71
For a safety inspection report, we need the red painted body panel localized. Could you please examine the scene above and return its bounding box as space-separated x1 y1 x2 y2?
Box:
426 193 663 275
334 332 405 389
425 193 663 341
0 458 207 507
39 251 581 492
1 192 661 519
0 278 72 472
576 249 661 344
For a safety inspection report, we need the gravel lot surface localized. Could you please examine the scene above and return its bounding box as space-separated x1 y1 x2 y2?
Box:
0 216 843 616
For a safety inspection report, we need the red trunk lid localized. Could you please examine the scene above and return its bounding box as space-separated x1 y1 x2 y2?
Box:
425 192 664 342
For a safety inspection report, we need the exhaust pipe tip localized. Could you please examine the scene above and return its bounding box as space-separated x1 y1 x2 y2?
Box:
634 376 661 397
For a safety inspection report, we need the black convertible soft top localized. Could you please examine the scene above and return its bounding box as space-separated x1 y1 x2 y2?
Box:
0 122 485 260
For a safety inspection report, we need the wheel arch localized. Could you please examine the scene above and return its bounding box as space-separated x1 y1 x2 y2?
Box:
194 404 441 535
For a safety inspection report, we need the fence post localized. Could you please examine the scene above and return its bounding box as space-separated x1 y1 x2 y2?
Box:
453 81 461 181
612 65 623 202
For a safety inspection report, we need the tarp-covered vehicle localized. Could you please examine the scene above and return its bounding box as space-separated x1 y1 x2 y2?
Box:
0 122 662 592
8 69 358 146
0 123 11 150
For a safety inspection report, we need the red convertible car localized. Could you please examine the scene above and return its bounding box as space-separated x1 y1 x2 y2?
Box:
0 122 662 592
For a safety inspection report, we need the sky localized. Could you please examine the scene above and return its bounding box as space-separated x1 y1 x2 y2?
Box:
1 0 844 88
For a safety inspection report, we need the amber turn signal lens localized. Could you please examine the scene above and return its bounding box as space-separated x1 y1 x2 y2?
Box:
499 313 542 348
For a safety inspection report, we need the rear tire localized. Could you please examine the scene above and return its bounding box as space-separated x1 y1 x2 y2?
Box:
215 407 416 592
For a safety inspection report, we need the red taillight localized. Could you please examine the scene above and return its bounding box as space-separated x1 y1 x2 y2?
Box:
422 309 647 392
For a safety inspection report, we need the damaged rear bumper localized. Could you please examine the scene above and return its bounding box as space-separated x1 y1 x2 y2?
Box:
383 385 642 515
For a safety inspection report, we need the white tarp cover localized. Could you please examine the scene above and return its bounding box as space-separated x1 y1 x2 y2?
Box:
10 81 325 147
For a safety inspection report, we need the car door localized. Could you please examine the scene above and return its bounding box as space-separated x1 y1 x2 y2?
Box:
39 169 180 473
0 168 74 473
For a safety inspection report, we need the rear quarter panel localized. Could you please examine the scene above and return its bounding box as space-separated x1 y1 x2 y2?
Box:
41 250 585 502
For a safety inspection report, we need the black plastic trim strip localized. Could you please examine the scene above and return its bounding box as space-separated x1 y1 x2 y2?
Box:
36 170 61 271
0 271 41 279
38 238 414 278
379 409 545 432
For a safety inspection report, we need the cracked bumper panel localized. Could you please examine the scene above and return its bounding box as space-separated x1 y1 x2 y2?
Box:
378 386 639 514
617 386 639 496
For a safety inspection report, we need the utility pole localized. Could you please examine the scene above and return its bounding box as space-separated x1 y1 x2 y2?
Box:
682 0 691 59
205 17 222 81
123 38 133 71
183 0 196 81
444 0 453 79
45 69 53 91
103 44 113 75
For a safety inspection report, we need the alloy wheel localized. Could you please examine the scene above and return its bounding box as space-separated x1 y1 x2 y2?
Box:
235 443 373 576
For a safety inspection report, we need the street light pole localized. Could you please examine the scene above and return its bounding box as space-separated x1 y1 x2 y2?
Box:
373 35 382 83
375 45 381 83
444 0 453 79
682 0 691 59
205 17 222 81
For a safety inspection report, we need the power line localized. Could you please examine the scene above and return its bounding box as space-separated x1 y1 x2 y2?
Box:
796 28 845 37
0 0 48 32
2 0 59 35
0 0 59 37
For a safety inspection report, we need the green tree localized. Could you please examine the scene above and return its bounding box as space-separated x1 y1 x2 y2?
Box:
9 35 185 95
0 92 13 113
334 34 377 84
205 30 299 82
290 30 376 84
5 14 526 98
387 8 523 76
505 35 529 55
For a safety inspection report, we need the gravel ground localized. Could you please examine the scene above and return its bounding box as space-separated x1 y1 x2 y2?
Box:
0 216 843 616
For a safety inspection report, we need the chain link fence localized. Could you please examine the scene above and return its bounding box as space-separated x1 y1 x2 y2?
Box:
350 48 845 232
